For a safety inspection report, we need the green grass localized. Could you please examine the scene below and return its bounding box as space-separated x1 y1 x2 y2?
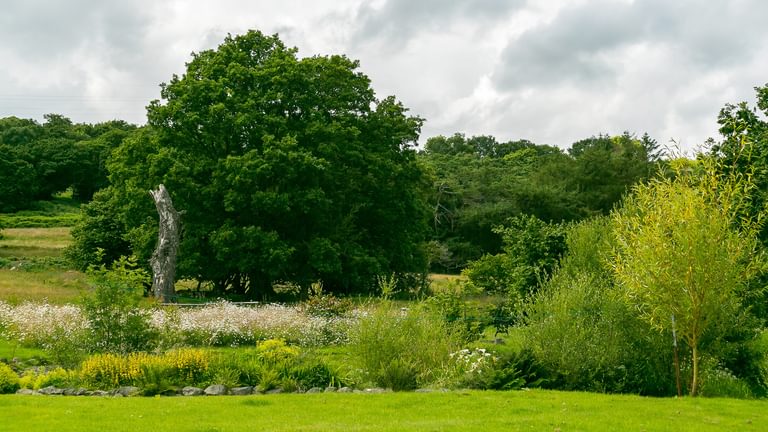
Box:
0 194 81 229
0 228 72 258
0 268 87 304
0 226 88 304
0 390 765 431
0 338 48 363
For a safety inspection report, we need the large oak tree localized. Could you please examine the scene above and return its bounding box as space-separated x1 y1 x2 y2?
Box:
72 30 429 297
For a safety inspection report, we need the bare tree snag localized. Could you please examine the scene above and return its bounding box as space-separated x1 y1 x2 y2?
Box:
149 184 181 302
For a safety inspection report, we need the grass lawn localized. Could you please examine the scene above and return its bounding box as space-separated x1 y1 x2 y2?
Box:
1 390 765 431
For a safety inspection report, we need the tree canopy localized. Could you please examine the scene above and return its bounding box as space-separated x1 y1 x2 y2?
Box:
611 165 764 396
71 30 429 297
0 115 136 211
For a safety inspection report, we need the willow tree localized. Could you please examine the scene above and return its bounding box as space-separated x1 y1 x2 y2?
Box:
611 164 763 396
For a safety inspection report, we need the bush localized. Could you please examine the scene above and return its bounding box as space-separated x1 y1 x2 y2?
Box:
81 256 158 354
351 303 462 390
79 349 212 389
697 358 754 399
446 347 546 390
425 288 488 342
463 215 566 299
301 283 353 318
288 357 347 389
523 218 675 395
0 362 19 394
30 367 75 390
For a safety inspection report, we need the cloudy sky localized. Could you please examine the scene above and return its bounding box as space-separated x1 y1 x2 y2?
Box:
2 0 767 150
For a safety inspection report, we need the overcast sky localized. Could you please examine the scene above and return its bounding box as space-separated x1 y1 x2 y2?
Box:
2 0 767 150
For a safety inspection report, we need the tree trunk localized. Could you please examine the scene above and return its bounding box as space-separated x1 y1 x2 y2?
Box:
149 184 181 303
690 344 699 396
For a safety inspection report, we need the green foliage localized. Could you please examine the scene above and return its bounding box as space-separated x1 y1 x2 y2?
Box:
301 282 353 318
446 347 545 391
351 303 461 390
523 218 675 395
30 367 74 390
612 165 764 395
136 363 176 396
696 359 755 399
72 30 429 297
567 132 657 215
81 256 158 354
524 270 674 395
0 362 19 393
420 131 655 272
424 286 488 342
463 214 566 300
0 115 137 211
66 191 131 270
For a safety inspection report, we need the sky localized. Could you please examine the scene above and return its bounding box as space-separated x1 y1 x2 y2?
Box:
1 0 767 150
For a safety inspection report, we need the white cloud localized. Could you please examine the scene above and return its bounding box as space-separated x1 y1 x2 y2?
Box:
0 0 766 150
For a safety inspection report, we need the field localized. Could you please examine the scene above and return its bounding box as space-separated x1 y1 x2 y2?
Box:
0 226 87 304
2 390 766 431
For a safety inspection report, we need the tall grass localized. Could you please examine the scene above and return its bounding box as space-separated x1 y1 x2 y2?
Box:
351 302 462 390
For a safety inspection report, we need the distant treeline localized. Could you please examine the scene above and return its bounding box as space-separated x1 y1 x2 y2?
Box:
0 114 137 212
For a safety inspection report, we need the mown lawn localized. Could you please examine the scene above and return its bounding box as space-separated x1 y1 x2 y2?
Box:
1 390 765 431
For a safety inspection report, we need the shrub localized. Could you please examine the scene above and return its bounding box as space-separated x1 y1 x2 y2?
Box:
351 303 461 390
136 363 175 396
79 349 212 389
0 362 19 394
697 359 754 399
288 357 347 389
31 367 74 390
255 339 299 365
81 256 158 354
425 288 488 342
463 215 566 299
163 348 211 385
523 218 675 395
302 282 354 318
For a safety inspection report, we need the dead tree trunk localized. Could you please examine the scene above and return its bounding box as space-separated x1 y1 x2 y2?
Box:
149 184 181 303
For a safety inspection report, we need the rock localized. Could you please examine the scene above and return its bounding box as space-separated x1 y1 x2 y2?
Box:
415 388 433 393
230 386 254 396
91 390 110 396
363 388 388 394
38 386 64 395
337 387 353 393
305 387 323 394
74 388 89 396
265 388 283 394
182 386 204 396
62 388 77 396
115 386 141 397
204 384 228 396
16 389 35 395
324 387 337 393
